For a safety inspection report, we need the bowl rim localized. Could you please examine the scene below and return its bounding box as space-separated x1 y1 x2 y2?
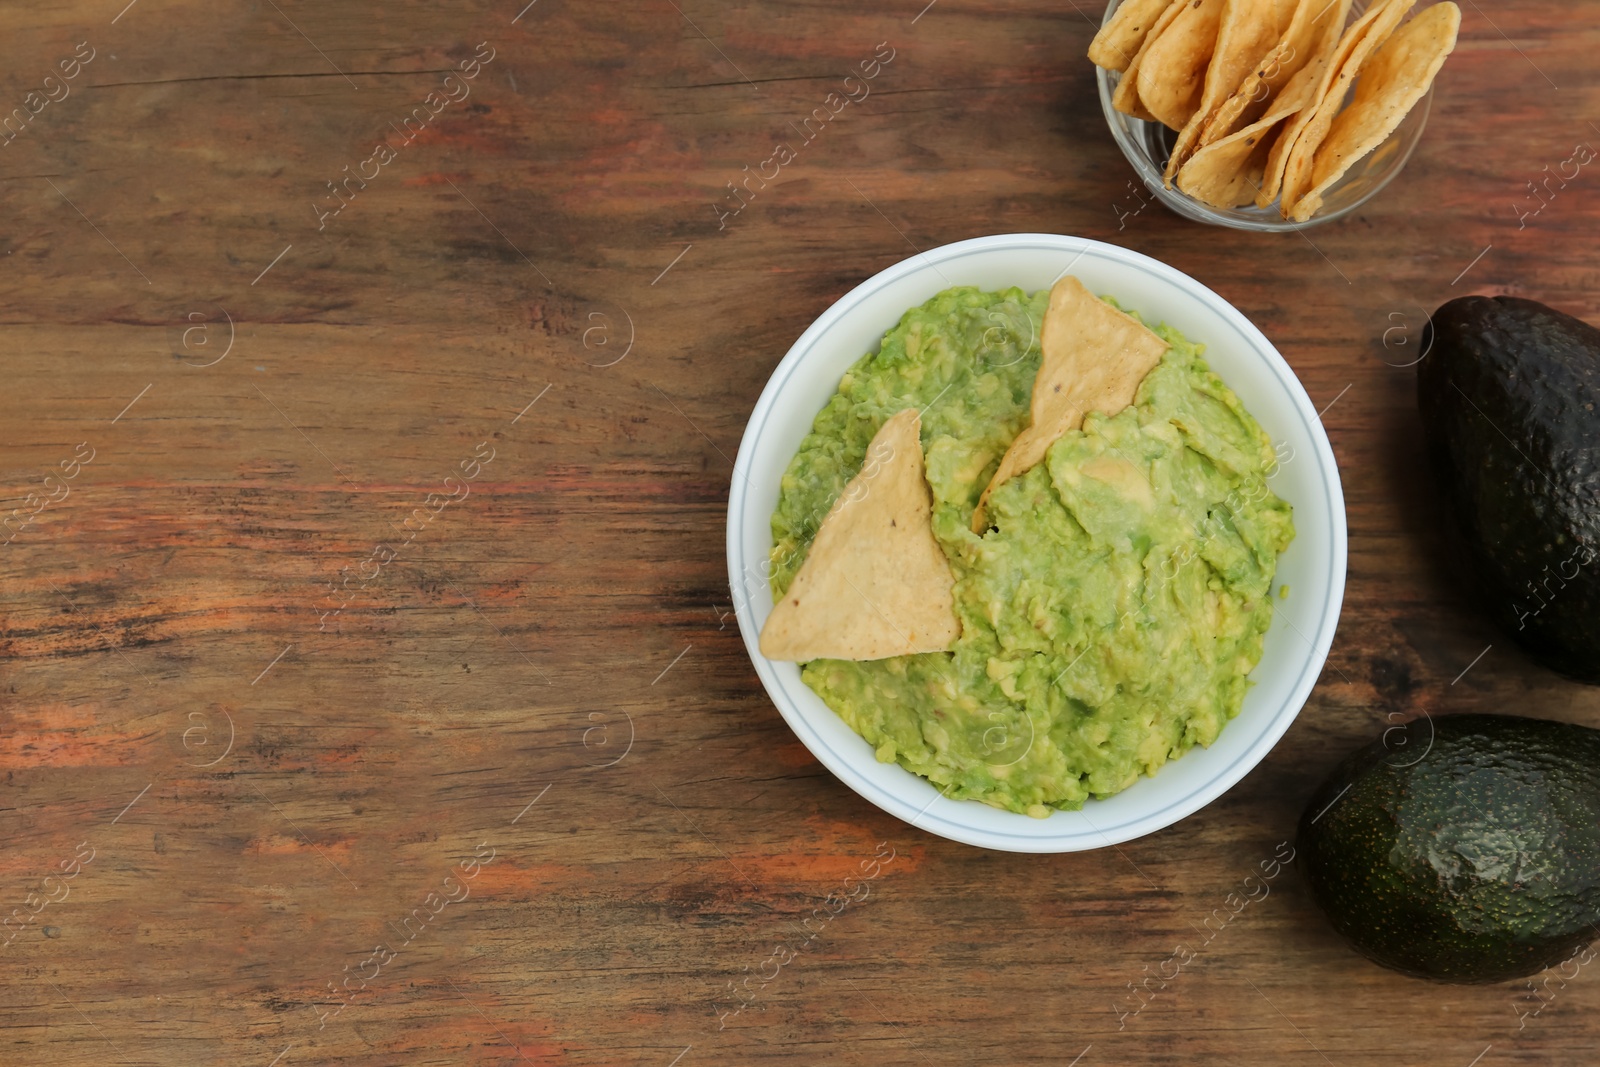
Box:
727 232 1347 851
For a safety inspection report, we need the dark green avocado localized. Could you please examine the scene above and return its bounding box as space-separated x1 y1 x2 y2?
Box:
1419 296 1600 682
1298 714 1600 983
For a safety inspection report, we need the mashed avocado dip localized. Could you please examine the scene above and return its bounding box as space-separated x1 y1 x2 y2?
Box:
769 286 1294 817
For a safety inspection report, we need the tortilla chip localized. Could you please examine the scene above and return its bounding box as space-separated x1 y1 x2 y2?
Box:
1256 0 1395 208
1174 33 1335 207
1113 0 1190 120
1197 0 1350 149
1092 0 1181 72
1137 0 1227 130
1269 0 1305 32
759 408 960 662
1175 108 1282 206
1287 2 1458 220
971 277 1168 532
1163 0 1296 184
1277 0 1416 214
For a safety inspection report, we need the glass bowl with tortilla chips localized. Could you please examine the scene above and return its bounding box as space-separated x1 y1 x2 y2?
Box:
1094 0 1456 229
728 233 1347 852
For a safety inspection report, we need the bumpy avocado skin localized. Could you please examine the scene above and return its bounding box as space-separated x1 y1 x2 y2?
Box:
1419 296 1600 682
1298 715 1600 983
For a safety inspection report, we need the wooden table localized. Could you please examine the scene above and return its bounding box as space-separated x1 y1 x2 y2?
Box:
2 1 1595 1064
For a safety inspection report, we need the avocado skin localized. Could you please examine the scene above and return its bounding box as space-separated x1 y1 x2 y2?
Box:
1298 714 1600 983
1419 296 1600 682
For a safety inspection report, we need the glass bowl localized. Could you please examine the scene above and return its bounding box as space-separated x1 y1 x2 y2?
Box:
1096 0 1432 230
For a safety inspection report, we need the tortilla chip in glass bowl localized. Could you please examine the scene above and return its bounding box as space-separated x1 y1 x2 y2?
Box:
1096 0 1452 230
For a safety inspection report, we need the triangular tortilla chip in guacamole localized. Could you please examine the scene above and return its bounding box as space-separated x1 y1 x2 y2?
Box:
759 408 960 662
971 276 1168 532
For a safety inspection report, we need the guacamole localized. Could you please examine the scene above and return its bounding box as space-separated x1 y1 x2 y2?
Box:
770 286 1295 817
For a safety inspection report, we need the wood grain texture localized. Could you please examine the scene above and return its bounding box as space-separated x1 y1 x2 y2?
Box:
2 1 1598 1064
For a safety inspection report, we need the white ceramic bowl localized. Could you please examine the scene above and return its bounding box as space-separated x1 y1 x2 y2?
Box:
727 233 1346 852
